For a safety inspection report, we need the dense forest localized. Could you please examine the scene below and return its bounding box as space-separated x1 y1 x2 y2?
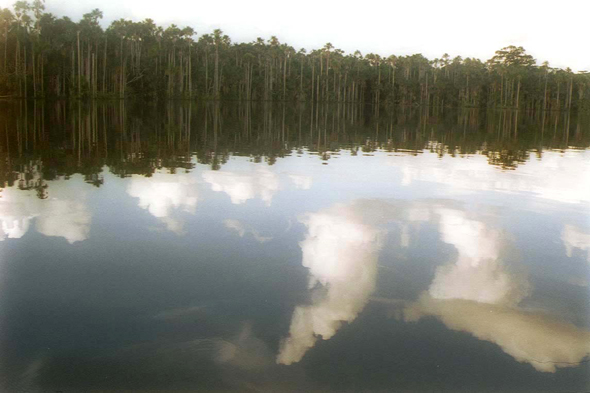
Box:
0 1 589 110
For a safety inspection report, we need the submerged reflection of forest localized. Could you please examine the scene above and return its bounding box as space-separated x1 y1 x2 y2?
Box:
0 100 588 197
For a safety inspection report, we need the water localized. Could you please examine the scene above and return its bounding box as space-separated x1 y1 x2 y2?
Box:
0 101 589 392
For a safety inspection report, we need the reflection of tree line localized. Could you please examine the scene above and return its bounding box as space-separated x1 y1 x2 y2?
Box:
0 101 588 193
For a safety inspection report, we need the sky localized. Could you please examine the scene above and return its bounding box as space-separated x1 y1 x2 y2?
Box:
0 0 589 71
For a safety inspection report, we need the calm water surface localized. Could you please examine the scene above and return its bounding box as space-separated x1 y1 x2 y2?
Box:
0 102 589 392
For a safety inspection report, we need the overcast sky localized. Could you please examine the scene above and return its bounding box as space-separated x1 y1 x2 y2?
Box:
1 0 588 71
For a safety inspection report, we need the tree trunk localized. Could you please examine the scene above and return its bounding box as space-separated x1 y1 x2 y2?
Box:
214 43 219 99
311 61 315 102
103 37 107 95
516 76 520 109
567 77 573 111
543 69 548 111
77 31 81 97
32 47 36 97
3 26 7 73
188 44 192 97
283 56 287 101
24 46 27 98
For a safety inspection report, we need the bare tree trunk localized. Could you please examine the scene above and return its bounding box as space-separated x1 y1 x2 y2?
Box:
188 44 192 97
214 43 219 99
71 48 75 96
92 53 96 97
24 47 27 98
41 54 44 96
516 76 520 109
543 69 548 111
391 67 395 104
283 55 287 101
500 74 504 107
32 48 37 97
103 37 107 95
567 77 573 111
300 59 303 97
205 50 209 96
3 27 7 72
311 61 314 102
77 31 81 97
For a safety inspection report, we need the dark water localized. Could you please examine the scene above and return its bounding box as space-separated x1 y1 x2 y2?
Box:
0 101 589 392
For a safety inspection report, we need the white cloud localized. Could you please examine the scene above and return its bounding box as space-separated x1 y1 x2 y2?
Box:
282 199 590 374
277 205 383 365
561 224 590 263
396 150 590 205
35 199 91 243
402 208 589 373
429 208 527 306
273 198 589 371
224 219 272 243
203 165 279 206
0 179 91 244
0 210 32 240
288 174 312 190
216 322 274 371
404 295 590 373
275 201 505 366
127 172 198 234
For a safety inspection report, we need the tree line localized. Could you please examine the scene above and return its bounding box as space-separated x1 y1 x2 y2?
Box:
1 1 589 110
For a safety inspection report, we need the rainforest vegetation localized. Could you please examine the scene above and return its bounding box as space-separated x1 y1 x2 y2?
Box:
0 1 589 110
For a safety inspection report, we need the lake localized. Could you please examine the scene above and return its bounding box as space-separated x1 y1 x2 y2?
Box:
0 101 589 392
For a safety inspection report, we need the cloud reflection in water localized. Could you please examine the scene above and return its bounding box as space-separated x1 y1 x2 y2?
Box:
404 207 590 373
562 224 590 263
278 199 590 371
203 166 279 206
0 180 91 243
224 219 272 243
404 295 590 372
127 173 198 234
277 204 384 365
